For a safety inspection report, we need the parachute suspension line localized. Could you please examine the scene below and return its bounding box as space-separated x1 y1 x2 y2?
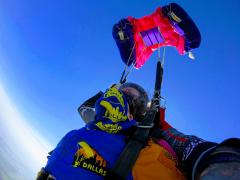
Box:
124 42 136 73
161 46 166 67
157 46 161 62
120 64 134 84
156 47 166 105
120 42 136 84
121 64 134 83
157 47 166 67
161 48 165 106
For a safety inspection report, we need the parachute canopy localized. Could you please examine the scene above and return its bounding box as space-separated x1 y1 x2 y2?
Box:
113 3 201 69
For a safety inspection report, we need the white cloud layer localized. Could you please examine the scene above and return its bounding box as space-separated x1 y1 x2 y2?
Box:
0 82 52 179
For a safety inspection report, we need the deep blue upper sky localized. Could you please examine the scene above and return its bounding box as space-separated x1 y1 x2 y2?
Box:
0 0 239 145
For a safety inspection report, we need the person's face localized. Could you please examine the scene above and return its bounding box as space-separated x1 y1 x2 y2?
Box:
127 103 134 120
121 87 140 121
119 83 149 121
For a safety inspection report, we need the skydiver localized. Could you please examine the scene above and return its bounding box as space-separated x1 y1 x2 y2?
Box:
37 82 240 180
78 82 240 180
36 83 185 179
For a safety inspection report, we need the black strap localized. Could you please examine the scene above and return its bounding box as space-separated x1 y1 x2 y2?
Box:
107 61 163 179
36 168 56 180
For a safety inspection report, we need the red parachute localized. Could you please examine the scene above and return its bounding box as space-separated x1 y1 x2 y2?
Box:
113 3 201 69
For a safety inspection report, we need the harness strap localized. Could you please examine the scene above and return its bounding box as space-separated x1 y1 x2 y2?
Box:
106 126 153 179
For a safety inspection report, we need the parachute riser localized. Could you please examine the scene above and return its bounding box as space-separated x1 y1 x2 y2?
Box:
152 47 165 107
154 60 163 97
142 59 163 127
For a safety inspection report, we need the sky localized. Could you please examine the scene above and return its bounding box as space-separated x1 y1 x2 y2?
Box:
0 0 240 178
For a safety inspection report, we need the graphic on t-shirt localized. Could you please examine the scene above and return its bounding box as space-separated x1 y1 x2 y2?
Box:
73 141 108 176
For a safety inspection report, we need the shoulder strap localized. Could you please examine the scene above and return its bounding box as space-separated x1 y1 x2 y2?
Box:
107 108 158 179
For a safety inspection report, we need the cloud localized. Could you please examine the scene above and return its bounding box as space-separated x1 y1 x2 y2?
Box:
0 82 53 179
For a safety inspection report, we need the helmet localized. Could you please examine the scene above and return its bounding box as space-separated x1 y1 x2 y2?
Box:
119 82 149 121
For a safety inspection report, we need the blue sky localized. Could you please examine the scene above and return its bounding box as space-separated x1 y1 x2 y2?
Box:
0 0 239 150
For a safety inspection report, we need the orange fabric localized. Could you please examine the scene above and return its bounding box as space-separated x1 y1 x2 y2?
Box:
132 140 186 180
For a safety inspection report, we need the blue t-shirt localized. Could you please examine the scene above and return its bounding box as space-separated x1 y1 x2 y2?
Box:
45 127 132 180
